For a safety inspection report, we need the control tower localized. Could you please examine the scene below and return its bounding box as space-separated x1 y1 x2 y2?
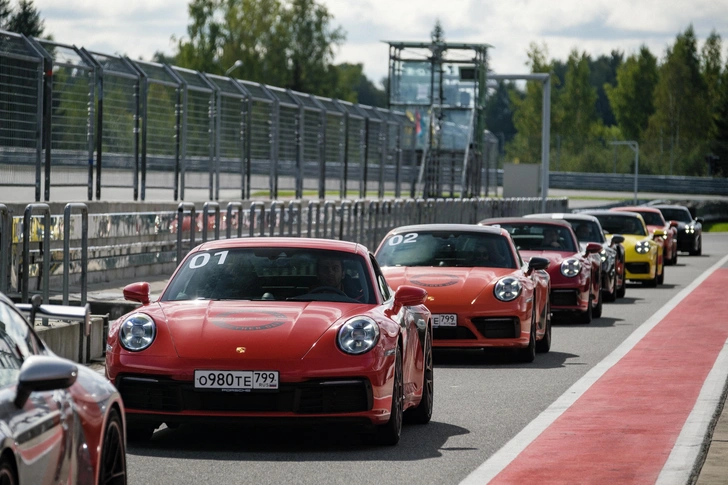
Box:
385 41 492 198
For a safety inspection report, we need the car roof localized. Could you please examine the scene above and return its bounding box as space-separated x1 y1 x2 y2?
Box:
524 213 600 223
195 237 366 255
479 217 574 228
651 204 690 210
384 223 505 236
581 209 641 218
612 206 662 214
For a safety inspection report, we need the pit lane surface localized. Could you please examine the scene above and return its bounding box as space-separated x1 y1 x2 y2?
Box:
126 233 728 485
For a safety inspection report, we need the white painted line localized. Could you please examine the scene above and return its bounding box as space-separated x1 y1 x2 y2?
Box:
655 337 728 485
460 254 728 485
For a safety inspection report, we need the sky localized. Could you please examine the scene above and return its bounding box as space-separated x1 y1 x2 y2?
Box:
28 0 728 87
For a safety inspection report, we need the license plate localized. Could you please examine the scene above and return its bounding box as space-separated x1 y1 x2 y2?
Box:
432 314 457 327
194 370 279 390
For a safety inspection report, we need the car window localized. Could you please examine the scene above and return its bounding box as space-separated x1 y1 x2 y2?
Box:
592 215 647 236
162 248 376 304
658 208 692 223
376 231 517 268
369 255 392 302
0 301 39 388
566 220 605 244
635 211 665 226
490 224 577 253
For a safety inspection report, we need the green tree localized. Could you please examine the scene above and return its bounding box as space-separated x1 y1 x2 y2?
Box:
485 80 518 143
559 50 599 151
590 51 623 126
605 46 658 141
5 0 44 37
174 0 345 97
507 42 559 164
431 19 445 44
0 0 12 28
701 30 722 137
645 25 711 175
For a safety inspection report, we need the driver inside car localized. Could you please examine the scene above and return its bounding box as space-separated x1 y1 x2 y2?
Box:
310 257 364 301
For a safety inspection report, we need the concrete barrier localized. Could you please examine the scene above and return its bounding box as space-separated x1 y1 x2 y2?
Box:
35 315 107 364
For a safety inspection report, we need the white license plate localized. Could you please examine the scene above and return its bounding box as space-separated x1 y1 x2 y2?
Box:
194 370 279 390
432 314 457 327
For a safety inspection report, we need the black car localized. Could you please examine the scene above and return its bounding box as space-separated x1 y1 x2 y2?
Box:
652 205 703 255
525 213 626 301
0 293 127 485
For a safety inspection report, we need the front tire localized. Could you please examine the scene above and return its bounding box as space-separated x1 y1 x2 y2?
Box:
370 346 404 445
593 286 603 318
536 300 551 353
578 291 593 324
517 306 537 362
406 330 433 424
99 408 127 485
0 455 17 485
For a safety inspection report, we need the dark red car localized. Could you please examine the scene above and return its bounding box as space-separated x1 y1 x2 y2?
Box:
479 218 603 323
0 293 127 485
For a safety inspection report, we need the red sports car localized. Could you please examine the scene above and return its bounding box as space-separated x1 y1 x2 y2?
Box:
611 206 678 265
375 224 551 362
106 238 432 446
0 293 127 485
479 218 603 324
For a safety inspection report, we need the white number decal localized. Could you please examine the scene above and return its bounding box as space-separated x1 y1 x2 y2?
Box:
189 250 229 269
388 235 403 246
403 233 418 243
189 253 210 268
388 233 418 246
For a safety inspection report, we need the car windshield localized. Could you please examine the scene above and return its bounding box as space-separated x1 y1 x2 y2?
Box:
565 220 605 244
658 208 692 223
376 231 517 269
592 215 647 236
489 223 578 252
161 248 375 304
634 211 665 226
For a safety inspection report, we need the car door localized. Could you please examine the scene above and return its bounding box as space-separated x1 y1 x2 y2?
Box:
0 301 72 485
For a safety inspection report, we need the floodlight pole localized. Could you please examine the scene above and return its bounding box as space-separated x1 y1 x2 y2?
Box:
609 141 639 204
490 73 551 212
225 60 243 76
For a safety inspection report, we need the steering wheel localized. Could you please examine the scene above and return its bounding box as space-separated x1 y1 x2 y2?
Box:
309 286 348 297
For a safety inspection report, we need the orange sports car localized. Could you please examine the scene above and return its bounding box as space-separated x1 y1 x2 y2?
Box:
375 224 551 362
106 238 433 446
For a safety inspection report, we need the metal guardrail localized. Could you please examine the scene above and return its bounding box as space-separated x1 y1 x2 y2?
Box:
3 197 570 306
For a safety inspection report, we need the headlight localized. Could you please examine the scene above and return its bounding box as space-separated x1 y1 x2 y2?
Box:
684 225 695 234
338 316 379 355
635 241 651 254
599 249 607 263
561 258 581 277
494 277 522 302
119 313 156 352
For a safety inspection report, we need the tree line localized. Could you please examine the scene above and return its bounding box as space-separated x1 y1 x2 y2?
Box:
3 0 727 177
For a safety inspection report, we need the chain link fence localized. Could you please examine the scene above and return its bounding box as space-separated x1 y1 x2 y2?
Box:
0 29 418 203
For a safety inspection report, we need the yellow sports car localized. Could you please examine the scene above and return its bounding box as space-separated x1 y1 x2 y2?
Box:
582 210 664 287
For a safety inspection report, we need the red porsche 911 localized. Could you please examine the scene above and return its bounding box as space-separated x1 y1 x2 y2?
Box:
375 224 551 363
479 218 603 324
106 238 433 446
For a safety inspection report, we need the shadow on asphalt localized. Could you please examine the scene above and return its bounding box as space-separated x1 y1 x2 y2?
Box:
434 348 578 369
127 419 471 459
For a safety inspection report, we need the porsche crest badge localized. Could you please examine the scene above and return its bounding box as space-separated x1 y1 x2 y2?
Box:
236 347 246 354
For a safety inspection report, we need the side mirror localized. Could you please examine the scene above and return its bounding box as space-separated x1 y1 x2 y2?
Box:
14 356 77 408
696 217 704 224
527 256 549 272
123 282 151 305
669 220 678 228
610 234 625 245
584 242 602 255
653 229 666 238
394 285 428 307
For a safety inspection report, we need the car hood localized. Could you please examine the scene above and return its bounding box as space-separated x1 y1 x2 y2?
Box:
519 250 577 265
381 266 513 301
159 300 371 360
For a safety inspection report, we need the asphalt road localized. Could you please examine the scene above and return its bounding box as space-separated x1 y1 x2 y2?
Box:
121 232 728 485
